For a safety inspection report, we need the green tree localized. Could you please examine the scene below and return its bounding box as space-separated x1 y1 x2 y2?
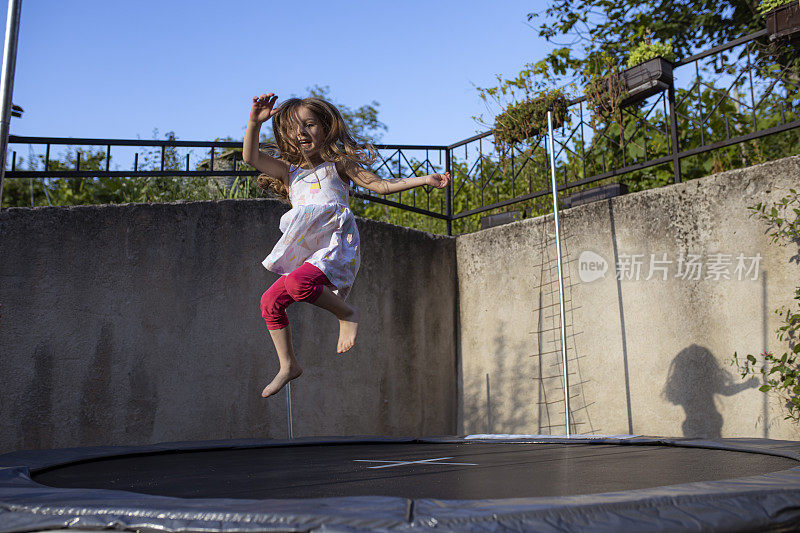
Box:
529 0 774 86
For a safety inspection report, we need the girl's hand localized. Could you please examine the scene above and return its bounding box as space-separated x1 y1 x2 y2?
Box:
426 171 451 189
250 93 280 124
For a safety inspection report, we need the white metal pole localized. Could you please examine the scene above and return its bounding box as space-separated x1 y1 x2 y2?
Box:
0 0 22 209
547 109 571 437
286 381 293 439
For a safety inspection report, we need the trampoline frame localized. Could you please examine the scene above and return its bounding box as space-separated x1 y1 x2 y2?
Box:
2 435 800 532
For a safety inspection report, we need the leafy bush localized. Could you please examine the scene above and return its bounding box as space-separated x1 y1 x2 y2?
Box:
733 292 800 422
732 188 800 421
476 59 575 154
493 89 569 146
760 0 795 14
627 40 676 68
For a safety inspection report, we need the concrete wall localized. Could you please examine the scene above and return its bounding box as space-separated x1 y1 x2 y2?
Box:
0 199 457 454
1 155 797 454
457 155 800 440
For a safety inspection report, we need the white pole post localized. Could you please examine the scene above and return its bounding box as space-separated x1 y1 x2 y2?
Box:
547 109 571 437
0 0 22 209
286 381 293 439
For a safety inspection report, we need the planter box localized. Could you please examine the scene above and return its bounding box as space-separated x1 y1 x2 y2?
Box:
513 112 566 141
560 182 628 209
494 98 569 145
480 209 525 230
592 57 673 111
766 3 800 42
619 57 674 107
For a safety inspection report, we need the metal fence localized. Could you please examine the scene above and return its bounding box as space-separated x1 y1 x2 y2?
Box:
4 29 799 235
445 28 800 233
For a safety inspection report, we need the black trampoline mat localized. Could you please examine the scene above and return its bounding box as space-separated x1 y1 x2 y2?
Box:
31 442 798 500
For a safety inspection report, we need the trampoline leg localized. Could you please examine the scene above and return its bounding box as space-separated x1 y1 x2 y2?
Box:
286 381 293 439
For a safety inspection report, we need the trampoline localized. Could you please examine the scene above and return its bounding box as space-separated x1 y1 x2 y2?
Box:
2 436 800 532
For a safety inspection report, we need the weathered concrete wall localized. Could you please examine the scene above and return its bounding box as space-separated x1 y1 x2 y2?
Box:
457 155 800 440
0 199 457 454
2 155 797 454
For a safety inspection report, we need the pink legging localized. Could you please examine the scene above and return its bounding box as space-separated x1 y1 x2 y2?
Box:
261 262 334 330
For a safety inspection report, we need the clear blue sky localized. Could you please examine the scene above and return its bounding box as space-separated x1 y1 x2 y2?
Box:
1 0 555 147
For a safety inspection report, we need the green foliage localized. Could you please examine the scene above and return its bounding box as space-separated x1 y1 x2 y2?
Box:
311 3 800 236
627 40 676 68
732 188 800 422
493 90 569 147
583 48 628 132
476 59 576 144
528 0 766 89
760 0 795 14
460 0 800 236
2 129 230 207
749 188 800 245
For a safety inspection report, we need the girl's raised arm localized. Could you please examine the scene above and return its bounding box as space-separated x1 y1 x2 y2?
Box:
338 159 450 195
243 93 289 185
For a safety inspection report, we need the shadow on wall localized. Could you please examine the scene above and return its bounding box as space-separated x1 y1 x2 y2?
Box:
462 312 594 435
462 319 532 434
461 221 595 436
662 344 759 438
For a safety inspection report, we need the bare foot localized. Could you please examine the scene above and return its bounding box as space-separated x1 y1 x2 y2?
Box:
261 364 303 398
337 305 360 353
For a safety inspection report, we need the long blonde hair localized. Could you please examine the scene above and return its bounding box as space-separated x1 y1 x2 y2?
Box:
256 97 378 204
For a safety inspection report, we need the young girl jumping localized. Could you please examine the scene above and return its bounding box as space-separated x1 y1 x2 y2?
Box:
244 92 451 398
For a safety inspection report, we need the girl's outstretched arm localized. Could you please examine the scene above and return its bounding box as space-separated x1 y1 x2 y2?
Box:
339 159 450 195
243 93 289 185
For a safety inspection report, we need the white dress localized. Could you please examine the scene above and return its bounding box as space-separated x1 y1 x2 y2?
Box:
262 161 360 301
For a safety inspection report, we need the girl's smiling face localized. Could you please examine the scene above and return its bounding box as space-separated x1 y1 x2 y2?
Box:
293 106 326 159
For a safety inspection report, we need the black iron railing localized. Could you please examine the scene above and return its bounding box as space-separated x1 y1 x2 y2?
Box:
5 29 799 235
444 28 800 233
